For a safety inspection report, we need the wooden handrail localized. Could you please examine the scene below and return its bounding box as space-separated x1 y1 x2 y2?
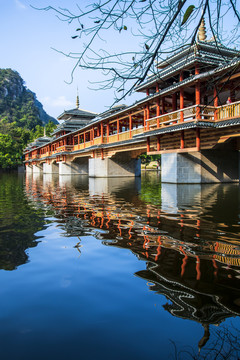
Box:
216 100 240 120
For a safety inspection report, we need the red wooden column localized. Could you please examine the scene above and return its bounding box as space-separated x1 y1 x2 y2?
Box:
196 128 200 151
101 122 103 143
157 135 161 151
83 131 86 148
107 121 109 143
195 65 201 120
92 126 94 145
214 86 218 120
156 84 159 93
129 114 132 138
89 129 92 145
156 98 160 128
146 88 149 96
147 137 150 152
180 72 184 148
143 109 146 131
146 104 150 131
180 72 184 123
117 118 120 141
180 131 184 149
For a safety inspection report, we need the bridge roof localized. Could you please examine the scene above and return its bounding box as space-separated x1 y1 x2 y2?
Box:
135 40 239 92
52 107 98 136
23 136 51 153
57 107 97 120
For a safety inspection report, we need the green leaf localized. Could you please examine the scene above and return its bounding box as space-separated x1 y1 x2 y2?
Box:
181 5 195 26
76 28 81 31
123 25 127 30
145 43 150 50
72 36 78 39
94 20 101 24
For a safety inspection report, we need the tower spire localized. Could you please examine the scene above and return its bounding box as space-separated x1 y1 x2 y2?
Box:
76 87 79 109
198 17 207 41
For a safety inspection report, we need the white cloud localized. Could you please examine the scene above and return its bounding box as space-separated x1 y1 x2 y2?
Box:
41 96 74 108
15 0 27 9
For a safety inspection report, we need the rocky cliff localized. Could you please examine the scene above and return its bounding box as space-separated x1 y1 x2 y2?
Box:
0 68 58 129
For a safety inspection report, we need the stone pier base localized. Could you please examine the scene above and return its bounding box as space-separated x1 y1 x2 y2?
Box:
161 150 239 183
25 165 33 174
43 162 59 174
59 158 88 175
32 164 43 174
89 155 141 177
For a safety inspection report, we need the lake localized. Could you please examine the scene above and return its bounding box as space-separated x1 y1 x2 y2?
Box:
0 172 240 359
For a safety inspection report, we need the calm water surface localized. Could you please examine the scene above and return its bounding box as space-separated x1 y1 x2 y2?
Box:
0 172 240 359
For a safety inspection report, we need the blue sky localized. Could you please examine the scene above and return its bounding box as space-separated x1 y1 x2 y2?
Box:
1 1 238 120
1 0 142 119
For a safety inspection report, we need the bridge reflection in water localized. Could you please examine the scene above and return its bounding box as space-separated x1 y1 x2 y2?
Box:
26 172 240 350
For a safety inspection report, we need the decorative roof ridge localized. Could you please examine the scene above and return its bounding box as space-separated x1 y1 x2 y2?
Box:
156 44 195 68
136 48 240 92
197 18 207 42
57 107 98 120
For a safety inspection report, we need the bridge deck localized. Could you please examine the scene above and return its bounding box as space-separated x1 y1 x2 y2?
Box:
24 100 240 163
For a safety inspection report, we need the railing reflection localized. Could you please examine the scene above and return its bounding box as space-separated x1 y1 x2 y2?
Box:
25 173 240 347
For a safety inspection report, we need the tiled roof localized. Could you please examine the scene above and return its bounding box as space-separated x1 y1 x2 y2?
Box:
57 107 97 120
136 41 240 91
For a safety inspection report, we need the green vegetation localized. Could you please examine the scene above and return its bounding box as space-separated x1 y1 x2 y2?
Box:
0 68 57 169
139 153 161 169
0 173 51 270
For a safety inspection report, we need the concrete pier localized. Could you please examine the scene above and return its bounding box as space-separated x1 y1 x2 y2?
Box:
58 158 88 175
32 164 43 174
161 150 239 183
89 155 141 177
43 162 59 174
25 164 33 174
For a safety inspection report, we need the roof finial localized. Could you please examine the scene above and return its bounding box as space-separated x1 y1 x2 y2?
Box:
198 17 207 41
76 87 79 109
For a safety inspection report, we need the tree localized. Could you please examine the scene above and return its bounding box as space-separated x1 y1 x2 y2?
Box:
0 133 21 169
140 153 160 169
45 120 57 136
35 1 240 104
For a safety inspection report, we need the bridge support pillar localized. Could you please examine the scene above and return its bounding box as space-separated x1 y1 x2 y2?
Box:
59 158 88 175
89 155 141 177
43 162 59 174
161 150 239 183
32 164 43 174
25 164 33 173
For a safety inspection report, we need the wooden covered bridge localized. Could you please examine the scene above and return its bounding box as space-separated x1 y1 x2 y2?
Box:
24 22 240 183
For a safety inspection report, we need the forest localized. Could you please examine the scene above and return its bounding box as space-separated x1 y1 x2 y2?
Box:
0 68 57 169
